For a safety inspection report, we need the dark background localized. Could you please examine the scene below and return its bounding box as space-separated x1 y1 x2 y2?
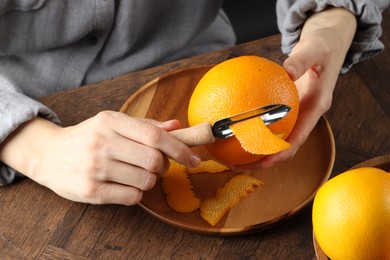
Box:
222 0 279 44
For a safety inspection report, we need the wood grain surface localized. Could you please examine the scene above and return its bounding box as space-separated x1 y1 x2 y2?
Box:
0 8 389 260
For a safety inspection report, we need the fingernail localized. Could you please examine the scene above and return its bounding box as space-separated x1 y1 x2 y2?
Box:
189 154 201 168
162 119 177 126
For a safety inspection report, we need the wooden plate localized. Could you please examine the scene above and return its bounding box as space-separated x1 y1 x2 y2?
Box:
313 154 390 259
120 65 335 235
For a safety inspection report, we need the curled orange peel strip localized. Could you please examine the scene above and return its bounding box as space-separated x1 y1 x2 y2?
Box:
230 117 291 155
200 174 263 226
162 160 200 213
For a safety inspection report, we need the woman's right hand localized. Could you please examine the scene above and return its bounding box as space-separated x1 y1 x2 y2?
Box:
0 111 201 205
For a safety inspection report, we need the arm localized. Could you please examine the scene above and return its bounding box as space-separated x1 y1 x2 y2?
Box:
262 7 357 167
234 0 389 170
233 6 358 170
0 113 201 205
0 71 200 206
0 74 61 186
277 0 389 72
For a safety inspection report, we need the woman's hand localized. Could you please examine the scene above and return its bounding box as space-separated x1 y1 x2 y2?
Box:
233 7 357 170
0 111 200 205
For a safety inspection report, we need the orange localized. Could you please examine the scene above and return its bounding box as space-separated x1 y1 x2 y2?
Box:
188 56 299 165
312 167 390 260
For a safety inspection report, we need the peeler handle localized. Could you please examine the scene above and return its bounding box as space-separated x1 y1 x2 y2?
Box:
170 122 215 147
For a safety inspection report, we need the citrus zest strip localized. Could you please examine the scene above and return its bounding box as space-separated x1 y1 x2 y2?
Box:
162 160 200 213
230 117 291 155
200 175 263 226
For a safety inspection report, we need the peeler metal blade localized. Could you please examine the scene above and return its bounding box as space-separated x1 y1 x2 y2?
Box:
211 104 291 139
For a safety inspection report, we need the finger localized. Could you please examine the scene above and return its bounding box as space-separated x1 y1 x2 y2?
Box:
91 183 144 206
140 118 182 131
232 98 324 171
230 148 295 171
259 100 324 167
283 39 324 81
96 160 158 191
108 137 170 175
110 113 200 168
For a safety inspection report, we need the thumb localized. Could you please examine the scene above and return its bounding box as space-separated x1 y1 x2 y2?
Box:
283 41 323 81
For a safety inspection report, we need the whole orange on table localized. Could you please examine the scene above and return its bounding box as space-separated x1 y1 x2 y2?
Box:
313 167 390 260
188 55 299 165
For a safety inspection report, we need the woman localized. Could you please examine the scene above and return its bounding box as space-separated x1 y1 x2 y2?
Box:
0 0 388 205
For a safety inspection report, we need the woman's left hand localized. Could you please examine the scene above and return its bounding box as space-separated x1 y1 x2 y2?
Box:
233 7 357 170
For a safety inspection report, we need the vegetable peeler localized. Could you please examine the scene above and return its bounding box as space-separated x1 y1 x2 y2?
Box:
170 104 291 147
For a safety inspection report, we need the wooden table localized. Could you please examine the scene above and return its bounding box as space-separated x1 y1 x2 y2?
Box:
1 9 389 260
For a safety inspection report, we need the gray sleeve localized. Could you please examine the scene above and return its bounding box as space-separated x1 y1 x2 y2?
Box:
276 0 390 73
0 74 60 186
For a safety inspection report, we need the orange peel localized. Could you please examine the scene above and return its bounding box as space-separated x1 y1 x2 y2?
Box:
200 175 263 226
231 117 291 155
162 160 200 213
187 160 229 174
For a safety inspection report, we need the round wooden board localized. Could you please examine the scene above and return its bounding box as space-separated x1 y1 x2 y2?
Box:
120 65 336 236
313 154 390 259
